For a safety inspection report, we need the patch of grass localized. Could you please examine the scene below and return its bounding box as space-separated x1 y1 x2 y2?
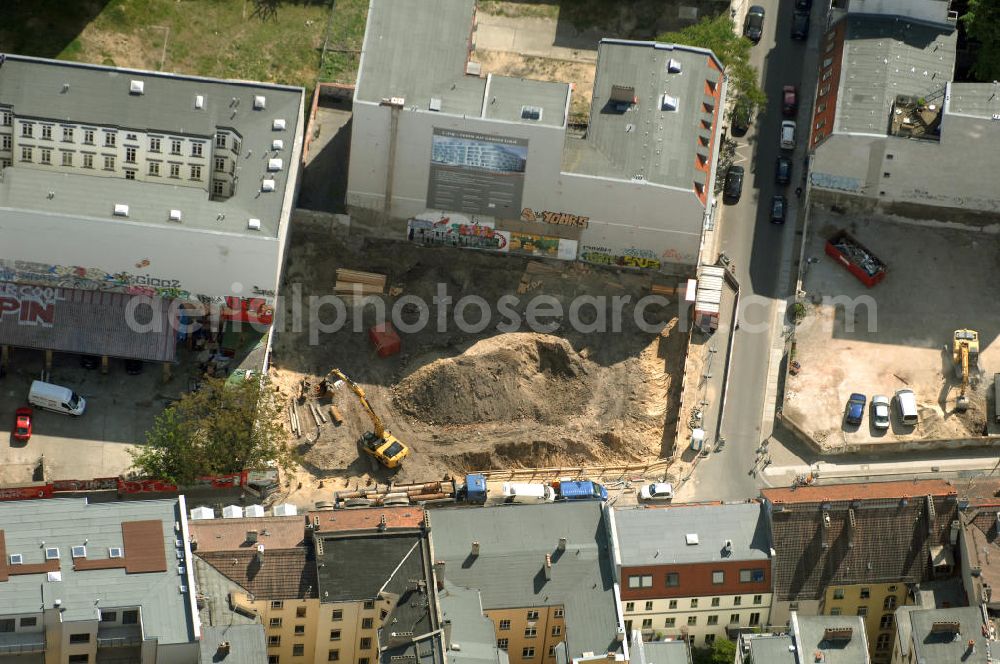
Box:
318 0 369 83
479 1 559 19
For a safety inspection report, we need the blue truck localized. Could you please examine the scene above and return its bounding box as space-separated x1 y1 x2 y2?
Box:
555 480 608 502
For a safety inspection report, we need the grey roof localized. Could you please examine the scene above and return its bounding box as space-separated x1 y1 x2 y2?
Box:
792 614 870 664
0 54 303 237
906 607 988 664
428 503 621 659
634 638 691 664
746 635 796 664
199 624 267 664
439 582 509 664
946 82 1000 119
835 15 955 135
564 39 722 193
0 498 195 646
614 503 770 565
378 536 441 664
316 532 424 603
192 556 261 628
356 0 568 127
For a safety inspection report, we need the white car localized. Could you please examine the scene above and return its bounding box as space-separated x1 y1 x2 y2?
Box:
871 395 890 430
780 120 797 150
638 482 674 502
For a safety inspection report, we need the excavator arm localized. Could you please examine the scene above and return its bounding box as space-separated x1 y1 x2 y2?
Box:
326 369 386 437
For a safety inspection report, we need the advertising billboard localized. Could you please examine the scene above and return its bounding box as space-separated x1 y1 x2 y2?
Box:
427 128 528 216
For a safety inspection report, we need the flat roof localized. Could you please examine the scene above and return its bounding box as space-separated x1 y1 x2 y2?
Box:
762 479 955 504
946 82 1000 119
0 54 303 237
0 498 195 645
356 0 568 127
614 503 769 565
200 624 267 664
637 640 691 664
428 503 620 660
835 15 956 135
793 614 869 664
308 506 425 533
907 607 988 664
315 532 425 603
564 39 722 193
439 582 508 664
746 635 796 664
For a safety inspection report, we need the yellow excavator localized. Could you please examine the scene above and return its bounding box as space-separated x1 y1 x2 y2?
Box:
952 329 980 413
325 368 410 469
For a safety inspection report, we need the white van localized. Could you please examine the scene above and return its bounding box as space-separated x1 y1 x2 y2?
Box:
894 388 918 427
501 482 556 504
29 380 86 416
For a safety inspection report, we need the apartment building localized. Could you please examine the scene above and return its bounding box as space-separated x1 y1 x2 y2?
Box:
612 503 772 647
890 606 989 664
0 497 201 664
428 502 626 664
763 480 960 664
957 478 1000 615
737 613 870 664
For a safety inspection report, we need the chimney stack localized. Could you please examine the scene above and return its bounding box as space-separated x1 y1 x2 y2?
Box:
378 514 387 532
434 561 446 591
217 641 231 657
558 538 567 552
471 541 480 557
544 554 552 581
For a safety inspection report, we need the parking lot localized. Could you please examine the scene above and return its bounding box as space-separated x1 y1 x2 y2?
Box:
783 207 1000 448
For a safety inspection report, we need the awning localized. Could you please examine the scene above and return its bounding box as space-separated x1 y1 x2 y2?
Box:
0 282 177 362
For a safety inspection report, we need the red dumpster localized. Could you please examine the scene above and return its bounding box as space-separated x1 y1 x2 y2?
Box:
369 322 401 358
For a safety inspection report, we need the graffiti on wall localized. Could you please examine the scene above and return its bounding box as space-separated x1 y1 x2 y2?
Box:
580 246 662 270
0 283 58 327
406 213 509 251
507 232 578 261
520 208 590 228
0 258 192 300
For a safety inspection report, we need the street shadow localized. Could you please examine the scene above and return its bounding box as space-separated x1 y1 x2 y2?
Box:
299 93 353 214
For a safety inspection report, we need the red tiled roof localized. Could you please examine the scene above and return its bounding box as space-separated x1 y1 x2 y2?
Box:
763 479 956 505
190 516 306 552
307 507 424 533
955 478 1000 508
198 548 317 600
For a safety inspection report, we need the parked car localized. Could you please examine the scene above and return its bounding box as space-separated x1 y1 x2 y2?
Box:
744 5 766 43
895 389 919 427
775 156 792 185
637 482 674 502
79 355 100 370
845 393 866 426
125 359 143 375
871 395 890 430
13 407 32 442
723 165 745 203
791 11 810 40
770 195 787 224
795 0 813 10
780 120 797 149
783 85 798 116
731 100 755 136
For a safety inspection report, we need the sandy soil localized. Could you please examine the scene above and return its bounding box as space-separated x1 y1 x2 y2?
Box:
474 49 596 119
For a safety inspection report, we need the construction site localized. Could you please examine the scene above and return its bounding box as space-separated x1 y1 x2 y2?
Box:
784 209 1000 449
268 214 687 492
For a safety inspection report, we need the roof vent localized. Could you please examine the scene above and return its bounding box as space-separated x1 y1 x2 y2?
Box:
246 531 259 544
267 158 283 172
190 506 215 520
109 547 124 558
45 547 60 560
661 94 679 111
222 505 244 519
930 620 960 634
822 627 853 641
271 139 284 151
272 118 286 130
248 218 262 231
169 209 182 222
129 80 145 95
667 58 682 73
685 533 699 545
521 105 543 121
610 85 636 104
113 204 129 217
253 95 266 110
429 97 442 112
71 546 87 559
723 539 733 554
273 503 297 517
48 571 62 582
9 554 22 565
195 95 205 109
245 504 265 517
261 179 276 192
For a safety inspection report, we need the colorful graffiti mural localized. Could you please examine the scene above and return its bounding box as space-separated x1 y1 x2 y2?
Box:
520 208 590 228
580 245 663 270
0 283 57 327
0 258 192 300
406 213 509 251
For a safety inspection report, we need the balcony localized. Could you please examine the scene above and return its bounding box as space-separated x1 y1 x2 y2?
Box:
97 626 143 649
889 94 942 141
0 631 45 655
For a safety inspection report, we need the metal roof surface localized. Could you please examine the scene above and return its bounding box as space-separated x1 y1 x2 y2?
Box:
199 624 267 664
746 635 796 664
0 498 195 645
316 531 425 603
438 582 508 664
428 503 620 660
0 54 303 237
835 15 955 135
614 502 770 565
906 607 988 664
635 639 692 664
946 82 1000 118
792 615 870 664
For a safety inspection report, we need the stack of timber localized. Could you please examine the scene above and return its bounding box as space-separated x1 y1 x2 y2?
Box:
335 269 387 303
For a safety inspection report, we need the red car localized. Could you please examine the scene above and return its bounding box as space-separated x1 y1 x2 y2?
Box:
13 407 32 442
783 85 798 117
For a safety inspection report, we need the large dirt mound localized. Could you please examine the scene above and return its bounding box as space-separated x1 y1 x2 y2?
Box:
394 333 589 425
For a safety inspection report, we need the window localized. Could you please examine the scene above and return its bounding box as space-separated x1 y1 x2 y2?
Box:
739 570 751 582
171 139 182 155
104 132 116 147
629 575 653 588
712 571 724 584
269 636 281 647
833 588 844 600
1 158 10 169
149 161 160 176
644 601 653 612
624 620 632 633
190 164 201 180
690 599 698 609
61 127 73 142
104 155 115 170
361 618 373 630
665 573 679 587
552 625 562 636
705 634 715 645
749 612 760 626
830 608 842 616
0 111 10 126
497 639 508 650
192 142 203 157
328 651 340 662
331 610 343 621
40 148 51 164
22 123 33 137
20 617 37 627
61 151 72 166
216 132 227 148
292 644 304 657
733 596 742 606
233 137 242 154
625 602 634 612
359 658 370 664
522 648 535 659
884 596 897 611
215 156 226 172
270 618 282 628
170 163 180 178
70 634 91 644
875 633 891 651
753 595 762 605
789 603 799 612
880 614 894 630
2 134 9 150
150 137 161 152
125 147 136 163
711 597 720 607
84 129 94 144
363 600 375 610
330 630 341 640
294 625 305 635
68 657 89 664
271 601 284 610
548 646 555 657
527 610 539 620
668 600 678 609
729 614 740 624
707 615 718 625
41 125 52 140
499 620 511 631
888 585 897 592
269 657 279 664
687 616 697 626
125 169 135 180
664 618 675 628
20 146 32 161
296 606 306 618
857 607 868 617
360 638 372 650
524 626 537 638
122 610 139 625
641 619 652 629
0 619 14 632
740 568 765 583
554 609 564 618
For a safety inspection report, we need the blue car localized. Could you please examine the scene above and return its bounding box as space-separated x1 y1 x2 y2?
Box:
845 393 866 426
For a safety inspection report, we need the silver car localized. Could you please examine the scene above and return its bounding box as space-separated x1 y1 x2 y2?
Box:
871 395 890 430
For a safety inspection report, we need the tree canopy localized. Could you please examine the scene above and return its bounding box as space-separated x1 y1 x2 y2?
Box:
692 638 737 664
129 375 292 485
658 14 767 111
962 0 1000 81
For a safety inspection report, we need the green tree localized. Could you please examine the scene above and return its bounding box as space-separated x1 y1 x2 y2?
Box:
962 0 1000 81
658 14 767 110
691 638 737 664
129 375 292 485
